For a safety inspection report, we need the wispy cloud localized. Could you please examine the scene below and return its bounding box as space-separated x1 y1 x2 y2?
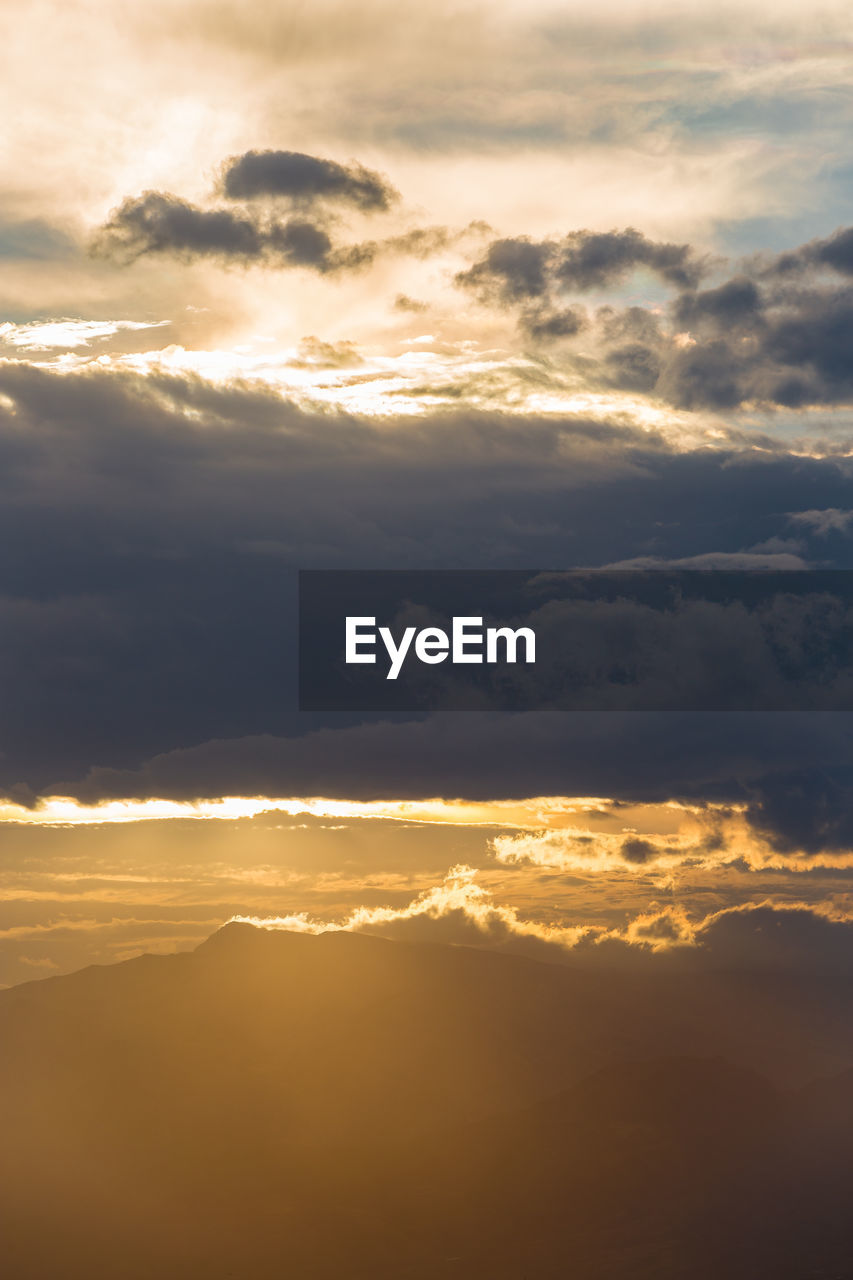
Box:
0 318 170 351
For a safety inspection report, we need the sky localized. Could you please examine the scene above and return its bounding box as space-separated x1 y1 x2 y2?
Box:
3 0 853 985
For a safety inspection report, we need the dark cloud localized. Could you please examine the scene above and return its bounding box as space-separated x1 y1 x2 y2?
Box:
62 711 853 855
745 770 853 854
576 902 853 980
454 222 853 411
458 237 552 302
93 192 342 271
597 304 663 345
0 360 852 824
221 149 397 210
92 171 853 410
521 305 586 341
555 228 705 291
673 276 762 330
94 192 264 260
94 193 455 274
91 152 473 277
656 338 745 410
812 226 853 276
457 228 706 307
267 217 334 267
660 284 853 410
602 342 661 391
620 838 657 864
769 226 853 279
656 227 853 408
694 904 853 976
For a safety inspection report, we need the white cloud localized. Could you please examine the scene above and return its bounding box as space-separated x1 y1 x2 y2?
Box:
233 864 588 956
0 318 170 351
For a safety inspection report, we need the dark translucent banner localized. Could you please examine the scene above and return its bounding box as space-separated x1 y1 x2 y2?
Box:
299 569 853 711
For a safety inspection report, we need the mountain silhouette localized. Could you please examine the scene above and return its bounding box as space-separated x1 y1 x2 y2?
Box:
3 923 853 1278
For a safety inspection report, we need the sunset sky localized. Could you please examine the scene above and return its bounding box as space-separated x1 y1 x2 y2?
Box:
3 0 853 986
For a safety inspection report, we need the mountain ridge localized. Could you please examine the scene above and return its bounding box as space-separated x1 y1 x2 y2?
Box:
4 922 853 1278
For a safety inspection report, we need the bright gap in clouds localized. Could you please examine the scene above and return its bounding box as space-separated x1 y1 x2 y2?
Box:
5 792 844 873
29 341 701 435
0 792 780 868
0 792 713 829
0 794 618 827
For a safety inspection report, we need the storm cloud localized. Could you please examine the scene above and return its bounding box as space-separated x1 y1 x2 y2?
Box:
0 358 851 850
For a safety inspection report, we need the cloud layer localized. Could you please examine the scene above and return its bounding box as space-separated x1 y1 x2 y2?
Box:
0 357 851 859
90 142 853 415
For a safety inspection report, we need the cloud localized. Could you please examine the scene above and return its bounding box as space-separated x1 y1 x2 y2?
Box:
745 770 853 854
0 319 170 352
574 899 853 974
624 267 853 413
98 192 265 259
234 864 587 960
601 340 661 391
584 898 853 972
691 901 853 975
290 335 363 368
490 815 734 874
788 509 853 536
343 864 584 951
673 276 762 329
459 237 551 302
457 228 707 307
620 837 658 864
235 869 853 976
623 904 695 948
652 230 853 409
93 192 452 274
556 229 706 291
221 149 398 210
88 153 853 414
450 222 853 411
0 359 852 822
600 551 810 569
659 283 853 410
61 713 853 857
766 225 853 280
596 271 853 413
521 305 587 341
93 192 343 271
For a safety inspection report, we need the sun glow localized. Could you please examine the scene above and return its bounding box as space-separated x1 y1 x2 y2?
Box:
11 339 714 443
0 793 594 827
0 791 737 831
